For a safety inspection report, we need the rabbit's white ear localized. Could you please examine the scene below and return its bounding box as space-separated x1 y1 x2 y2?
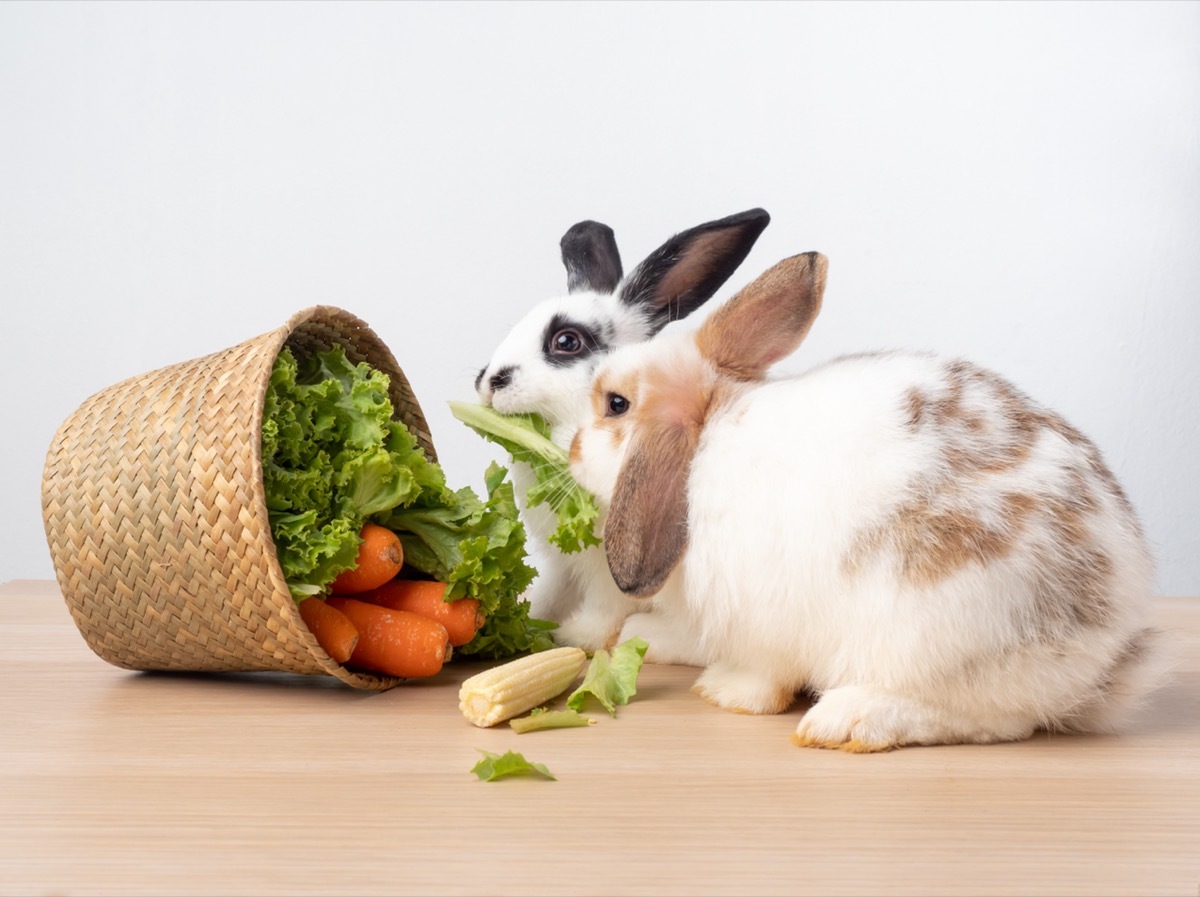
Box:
561 221 623 294
604 420 696 597
696 252 828 380
619 208 770 334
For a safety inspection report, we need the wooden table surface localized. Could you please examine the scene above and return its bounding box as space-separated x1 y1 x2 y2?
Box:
2 579 1197 897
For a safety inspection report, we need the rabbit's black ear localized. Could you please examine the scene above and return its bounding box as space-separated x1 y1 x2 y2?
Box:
619 208 770 334
561 221 623 294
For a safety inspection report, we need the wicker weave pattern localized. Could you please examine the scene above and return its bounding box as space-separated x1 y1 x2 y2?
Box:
41 306 435 690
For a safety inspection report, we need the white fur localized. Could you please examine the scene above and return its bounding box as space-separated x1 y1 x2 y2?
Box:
572 330 1167 750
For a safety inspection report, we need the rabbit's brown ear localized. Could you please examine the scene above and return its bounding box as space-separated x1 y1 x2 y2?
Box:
561 221 624 294
604 420 696 598
697 252 828 380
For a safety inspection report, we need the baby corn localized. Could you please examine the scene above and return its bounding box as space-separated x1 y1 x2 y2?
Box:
459 646 587 727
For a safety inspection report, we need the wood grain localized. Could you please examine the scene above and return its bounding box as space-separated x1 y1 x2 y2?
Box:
1 580 1196 897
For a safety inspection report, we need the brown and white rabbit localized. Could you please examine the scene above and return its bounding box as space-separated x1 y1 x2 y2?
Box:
569 251 1167 750
475 209 770 650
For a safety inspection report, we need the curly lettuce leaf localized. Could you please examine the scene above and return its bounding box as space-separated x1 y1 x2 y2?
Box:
470 749 556 782
295 346 393 450
448 401 601 554
264 346 441 599
332 447 418 519
385 420 452 504
268 511 362 597
566 636 649 716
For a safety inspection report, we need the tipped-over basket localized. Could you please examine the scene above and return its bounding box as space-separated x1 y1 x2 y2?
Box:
41 306 435 690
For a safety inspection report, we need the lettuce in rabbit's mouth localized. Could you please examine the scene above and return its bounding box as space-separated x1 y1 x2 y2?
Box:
449 401 602 554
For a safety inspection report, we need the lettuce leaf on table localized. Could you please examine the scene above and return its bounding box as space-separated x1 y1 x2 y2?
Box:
566 636 649 716
470 749 556 782
448 401 601 554
509 707 594 734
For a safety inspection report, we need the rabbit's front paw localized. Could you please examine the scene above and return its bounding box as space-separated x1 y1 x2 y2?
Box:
791 685 1032 752
792 686 905 752
691 663 795 715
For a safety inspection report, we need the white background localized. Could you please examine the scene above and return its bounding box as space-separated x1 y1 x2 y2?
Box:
3 1 1197 594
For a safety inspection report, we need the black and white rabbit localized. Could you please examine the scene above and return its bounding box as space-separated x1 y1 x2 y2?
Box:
475 209 770 649
569 251 1167 750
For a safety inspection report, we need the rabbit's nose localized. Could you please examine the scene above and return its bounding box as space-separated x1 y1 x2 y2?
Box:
488 365 515 392
474 367 486 393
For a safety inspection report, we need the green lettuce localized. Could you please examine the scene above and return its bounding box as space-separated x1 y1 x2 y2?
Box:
470 749 556 782
263 346 551 659
509 707 595 734
566 636 649 716
262 346 435 598
448 401 601 554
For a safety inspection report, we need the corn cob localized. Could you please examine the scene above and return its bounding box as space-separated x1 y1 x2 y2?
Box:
459 646 588 728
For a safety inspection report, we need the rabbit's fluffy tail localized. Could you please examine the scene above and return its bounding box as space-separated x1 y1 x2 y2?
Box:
1058 627 1173 734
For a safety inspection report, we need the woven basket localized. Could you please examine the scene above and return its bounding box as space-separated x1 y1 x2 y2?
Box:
41 306 436 691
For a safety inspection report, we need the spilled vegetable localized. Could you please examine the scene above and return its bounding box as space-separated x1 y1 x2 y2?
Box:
458 637 648 730
471 750 556 782
262 346 555 669
509 708 594 734
467 636 650 782
566 636 649 717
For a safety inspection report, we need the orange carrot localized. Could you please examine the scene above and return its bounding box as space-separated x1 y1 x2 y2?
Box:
325 596 451 679
329 523 404 594
357 580 484 647
297 597 360 665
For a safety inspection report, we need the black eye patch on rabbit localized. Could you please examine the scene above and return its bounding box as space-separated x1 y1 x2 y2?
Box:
542 313 612 368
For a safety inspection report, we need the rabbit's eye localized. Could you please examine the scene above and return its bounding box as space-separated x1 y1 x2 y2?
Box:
552 329 584 355
605 393 630 417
